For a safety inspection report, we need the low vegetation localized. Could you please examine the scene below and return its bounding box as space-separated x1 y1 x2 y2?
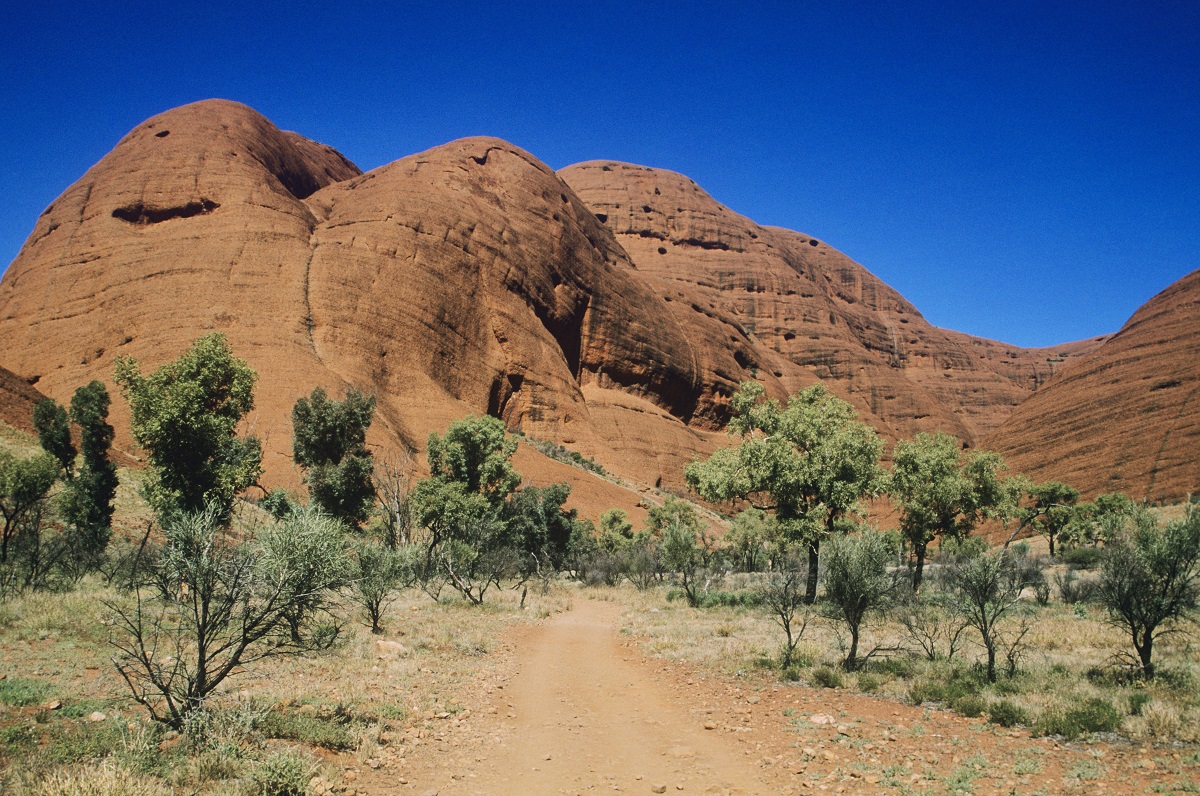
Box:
2 338 1198 791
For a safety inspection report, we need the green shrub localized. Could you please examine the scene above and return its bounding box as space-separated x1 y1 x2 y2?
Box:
251 749 315 796
1034 698 1121 740
1129 691 1152 716
811 666 843 689
697 590 763 608
987 699 1027 728
952 693 987 718
1061 546 1103 570
856 674 880 693
259 710 354 751
871 657 916 678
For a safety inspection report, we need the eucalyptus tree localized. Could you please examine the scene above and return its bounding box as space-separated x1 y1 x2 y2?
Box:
888 432 1019 592
686 381 884 603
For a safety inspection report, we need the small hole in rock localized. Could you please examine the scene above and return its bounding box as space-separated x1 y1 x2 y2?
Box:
155 130 170 138
657 247 667 255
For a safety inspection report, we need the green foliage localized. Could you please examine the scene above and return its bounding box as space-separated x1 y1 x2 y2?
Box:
987 699 1027 728
0 450 58 566
1034 697 1121 739
823 529 897 670
524 436 605 475
1019 480 1080 557
108 505 350 728
1096 506 1200 679
426 415 519 504
945 548 1038 682
888 431 1019 591
1062 491 1143 550
687 381 884 602
33 398 75 476
811 665 843 689
291 387 376 527
114 333 261 521
350 540 408 633
251 749 316 796
724 508 778 572
259 488 294 521
60 382 118 568
259 709 356 750
0 675 53 706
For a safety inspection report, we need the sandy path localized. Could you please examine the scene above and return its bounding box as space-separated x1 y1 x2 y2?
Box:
367 599 780 795
351 599 1198 795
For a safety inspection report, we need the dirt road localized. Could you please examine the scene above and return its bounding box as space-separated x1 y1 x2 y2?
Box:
377 599 777 795
355 599 1197 795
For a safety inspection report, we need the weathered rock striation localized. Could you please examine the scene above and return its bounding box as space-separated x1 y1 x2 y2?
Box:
985 269 1200 502
0 364 47 436
558 162 1102 445
3 99 1188 513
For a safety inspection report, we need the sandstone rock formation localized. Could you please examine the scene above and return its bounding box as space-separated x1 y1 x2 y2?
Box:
2 99 1185 517
558 161 1102 447
0 364 47 436
985 269 1200 502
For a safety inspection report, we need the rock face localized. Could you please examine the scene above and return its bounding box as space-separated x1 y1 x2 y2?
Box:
985 269 1200 502
3 99 1176 513
0 364 46 435
558 162 1102 445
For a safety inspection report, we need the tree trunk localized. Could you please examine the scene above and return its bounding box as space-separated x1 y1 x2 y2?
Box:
912 540 927 593
845 625 860 671
985 637 997 683
805 539 819 604
1136 631 1155 679
1048 533 1056 558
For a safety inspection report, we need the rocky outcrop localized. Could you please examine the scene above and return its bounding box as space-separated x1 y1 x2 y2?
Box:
558 161 1102 445
0 364 46 435
985 270 1200 502
5 99 1163 516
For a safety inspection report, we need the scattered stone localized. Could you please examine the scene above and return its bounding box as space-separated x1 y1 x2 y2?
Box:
703 721 717 730
651 785 667 794
87 711 106 722
43 700 62 710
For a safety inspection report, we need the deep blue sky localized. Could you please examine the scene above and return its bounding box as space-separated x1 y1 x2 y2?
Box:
2 1 1196 347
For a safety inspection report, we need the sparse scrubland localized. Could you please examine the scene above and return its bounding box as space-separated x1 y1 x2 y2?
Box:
1 336 1198 793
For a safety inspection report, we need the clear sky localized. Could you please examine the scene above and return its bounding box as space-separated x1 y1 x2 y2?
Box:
2 1 1196 348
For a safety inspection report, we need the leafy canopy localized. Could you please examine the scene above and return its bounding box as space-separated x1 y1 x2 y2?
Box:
291 387 376 527
115 333 261 521
888 431 1018 590
686 381 883 543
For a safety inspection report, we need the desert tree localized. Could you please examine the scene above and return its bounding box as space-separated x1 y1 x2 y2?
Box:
292 387 377 528
33 398 75 476
944 548 1038 682
888 432 1019 592
0 451 58 565
758 549 811 668
114 333 261 522
687 381 884 603
822 529 899 670
409 416 521 603
350 540 409 634
1011 480 1080 557
61 381 119 566
1096 507 1200 679
108 505 349 728
724 508 778 573
373 447 417 546
657 500 707 606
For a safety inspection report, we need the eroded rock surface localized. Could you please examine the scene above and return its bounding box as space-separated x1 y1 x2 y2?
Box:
986 269 1200 501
